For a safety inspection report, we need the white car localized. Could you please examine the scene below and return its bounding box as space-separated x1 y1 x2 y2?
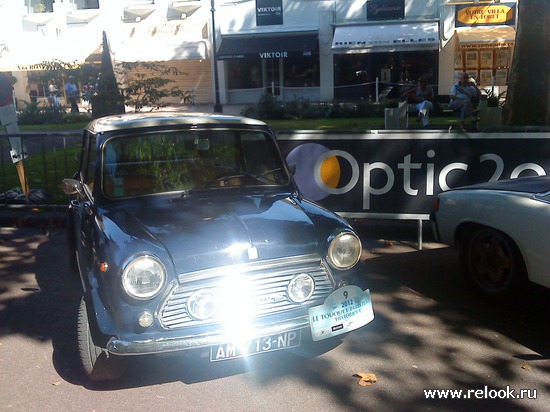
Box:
431 176 550 301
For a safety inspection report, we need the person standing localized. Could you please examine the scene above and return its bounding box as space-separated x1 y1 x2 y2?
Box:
450 73 481 130
65 76 79 113
403 77 434 128
48 79 60 108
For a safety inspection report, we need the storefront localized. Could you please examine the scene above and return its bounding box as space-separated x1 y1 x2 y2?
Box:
452 2 517 92
217 32 320 104
111 14 213 105
331 21 441 100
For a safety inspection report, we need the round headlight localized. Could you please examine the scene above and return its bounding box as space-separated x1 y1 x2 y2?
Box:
328 232 362 270
187 289 218 320
121 256 166 300
287 273 315 303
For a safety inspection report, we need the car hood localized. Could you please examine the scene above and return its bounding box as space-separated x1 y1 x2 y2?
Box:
102 193 337 274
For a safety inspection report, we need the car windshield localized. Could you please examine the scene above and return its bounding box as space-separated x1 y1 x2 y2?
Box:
102 129 290 198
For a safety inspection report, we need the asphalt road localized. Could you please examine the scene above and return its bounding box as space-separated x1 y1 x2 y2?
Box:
1 219 549 412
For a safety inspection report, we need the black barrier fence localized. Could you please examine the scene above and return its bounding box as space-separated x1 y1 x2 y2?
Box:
0 132 82 209
2 128 550 218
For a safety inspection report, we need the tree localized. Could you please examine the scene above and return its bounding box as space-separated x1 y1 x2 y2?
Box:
117 61 193 112
91 31 125 118
504 0 550 126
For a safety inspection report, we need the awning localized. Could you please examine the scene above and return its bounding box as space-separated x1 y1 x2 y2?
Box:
112 17 209 62
332 22 440 54
457 26 516 49
0 31 102 71
217 33 318 60
114 40 208 62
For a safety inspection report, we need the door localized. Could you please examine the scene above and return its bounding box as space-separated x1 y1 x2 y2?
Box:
263 58 283 96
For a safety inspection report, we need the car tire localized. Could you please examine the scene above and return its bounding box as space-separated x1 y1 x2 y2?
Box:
460 226 528 302
77 297 121 382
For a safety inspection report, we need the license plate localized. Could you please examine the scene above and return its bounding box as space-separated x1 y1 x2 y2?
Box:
210 330 301 362
308 286 374 341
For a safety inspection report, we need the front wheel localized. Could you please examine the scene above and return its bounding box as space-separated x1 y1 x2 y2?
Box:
78 297 122 382
459 227 527 302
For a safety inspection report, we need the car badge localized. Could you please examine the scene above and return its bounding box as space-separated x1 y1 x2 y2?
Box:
247 247 258 260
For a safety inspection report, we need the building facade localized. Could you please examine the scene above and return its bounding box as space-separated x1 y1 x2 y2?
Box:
0 0 518 108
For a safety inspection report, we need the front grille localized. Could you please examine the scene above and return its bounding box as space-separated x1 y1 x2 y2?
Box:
160 254 335 330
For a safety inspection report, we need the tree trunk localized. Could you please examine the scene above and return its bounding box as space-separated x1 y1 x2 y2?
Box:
503 0 550 126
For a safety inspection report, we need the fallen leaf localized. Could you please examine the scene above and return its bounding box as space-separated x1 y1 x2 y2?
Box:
52 381 62 386
521 364 531 371
354 372 377 387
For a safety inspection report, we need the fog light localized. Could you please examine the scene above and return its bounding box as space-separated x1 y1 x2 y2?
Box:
187 289 218 320
138 311 154 328
287 273 315 303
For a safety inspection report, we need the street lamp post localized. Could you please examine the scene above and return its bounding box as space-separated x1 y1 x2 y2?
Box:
211 0 223 113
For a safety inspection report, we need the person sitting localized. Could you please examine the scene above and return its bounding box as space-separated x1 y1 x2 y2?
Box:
403 77 434 128
450 73 481 130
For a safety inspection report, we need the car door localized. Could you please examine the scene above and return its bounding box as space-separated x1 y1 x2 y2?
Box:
72 132 97 287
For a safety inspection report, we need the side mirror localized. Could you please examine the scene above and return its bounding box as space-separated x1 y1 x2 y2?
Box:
62 178 82 195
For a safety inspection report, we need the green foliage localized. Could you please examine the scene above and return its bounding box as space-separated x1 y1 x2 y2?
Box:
242 95 387 120
92 31 125 119
117 61 191 112
17 100 90 125
17 100 66 125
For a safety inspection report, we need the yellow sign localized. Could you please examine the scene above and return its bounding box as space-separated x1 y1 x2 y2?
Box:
457 5 515 25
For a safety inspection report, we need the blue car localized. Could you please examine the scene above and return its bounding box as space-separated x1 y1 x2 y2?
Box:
63 112 374 381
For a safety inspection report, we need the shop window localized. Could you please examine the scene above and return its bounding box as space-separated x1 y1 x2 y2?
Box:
27 0 53 13
454 48 511 88
334 51 439 101
283 55 319 88
227 60 262 90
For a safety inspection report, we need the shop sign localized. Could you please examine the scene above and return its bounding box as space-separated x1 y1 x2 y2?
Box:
256 0 283 26
367 0 405 21
456 3 516 27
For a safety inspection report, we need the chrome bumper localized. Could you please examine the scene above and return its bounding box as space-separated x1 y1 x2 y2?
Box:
106 316 310 355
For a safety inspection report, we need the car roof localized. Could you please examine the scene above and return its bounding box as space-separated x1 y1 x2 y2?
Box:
85 112 269 134
454 176 550 194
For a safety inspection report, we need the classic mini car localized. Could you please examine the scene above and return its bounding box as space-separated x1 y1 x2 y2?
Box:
431 176 550 301
63 112 374 381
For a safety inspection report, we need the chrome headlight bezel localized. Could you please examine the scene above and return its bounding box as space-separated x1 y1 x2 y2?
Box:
187 288 219 320
287 273 315 303
327 231 362 270
121 255 167 300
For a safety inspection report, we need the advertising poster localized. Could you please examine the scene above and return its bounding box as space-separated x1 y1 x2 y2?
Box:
454 52 464 69
495 49 510 67
495 69 508 85
479 69 493 86
278 131 550 219
465 51 478 68
480 51 493 68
